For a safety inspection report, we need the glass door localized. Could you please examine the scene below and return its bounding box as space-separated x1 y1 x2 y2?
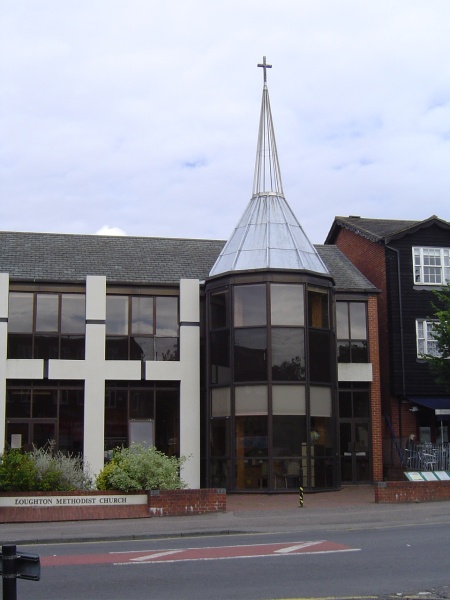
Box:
340 421 370 483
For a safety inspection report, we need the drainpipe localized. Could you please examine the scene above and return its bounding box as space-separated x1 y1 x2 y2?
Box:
386 244 406 446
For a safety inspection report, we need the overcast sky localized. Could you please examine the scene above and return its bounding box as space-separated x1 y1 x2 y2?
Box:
1 1 450 245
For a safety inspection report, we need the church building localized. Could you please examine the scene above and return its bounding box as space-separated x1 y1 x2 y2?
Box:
0 59 381 491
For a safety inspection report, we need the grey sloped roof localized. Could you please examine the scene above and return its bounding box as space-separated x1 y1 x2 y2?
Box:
325 215 450 244
325 216 419 243
0 231 226 285
315 245 378 292
0 231 376 293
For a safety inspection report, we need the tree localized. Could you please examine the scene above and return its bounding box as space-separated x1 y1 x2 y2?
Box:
426 283 450 391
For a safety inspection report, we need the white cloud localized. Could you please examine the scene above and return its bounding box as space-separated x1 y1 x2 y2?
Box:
96 225 127 237
0 0 449 245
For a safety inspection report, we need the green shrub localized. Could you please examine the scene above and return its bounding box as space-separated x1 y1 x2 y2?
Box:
30 444 93 491
96 444 187 492
0 443 93 492
0 449 38 491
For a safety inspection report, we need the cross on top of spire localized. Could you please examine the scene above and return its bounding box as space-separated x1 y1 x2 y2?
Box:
257 56 272 84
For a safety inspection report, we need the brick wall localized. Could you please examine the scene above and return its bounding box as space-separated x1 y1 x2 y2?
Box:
0 489 227 523
375 481 450 503
148 489 226 516
368 295 383 482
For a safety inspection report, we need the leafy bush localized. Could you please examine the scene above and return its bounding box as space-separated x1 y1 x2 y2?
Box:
96 444 187 492
30 444 93 491
0 449 38 491
0 443 93 492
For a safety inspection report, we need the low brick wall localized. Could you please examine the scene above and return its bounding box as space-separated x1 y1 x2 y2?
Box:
375 480 450 503
0 489 227 523
148 488 226 516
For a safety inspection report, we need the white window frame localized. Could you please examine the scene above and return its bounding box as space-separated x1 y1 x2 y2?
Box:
413 247 450 285
416 319 440 357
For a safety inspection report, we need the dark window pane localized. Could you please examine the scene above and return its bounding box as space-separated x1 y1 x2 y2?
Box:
6 388 31 418
5 422 29 450
60 335 85 360
273 415 306 456
36 294 58 332
59 389 84 453
234 285 266 327
210 330 230 384
211 419 231 457
338 391 352 418
234 328 267 382
309 329 331 383
61 294 85 334
353 391 370 418
32 422 56 449
155 337 178 361
130 336 154 361
106 296 128 335
7 334 32 359
34 335 59 359
33 389 57 418
105 338 129 360
210 458 230 488
131 297 153 335
156 297 178 336
308 289 329 328
337 341 350 363
130 390 154 419
8 293 33 333
336 302 349 339
350 303 367 339
235 415 268 458
210 290 229 329
271 284 304 326
350 341 368 363
105 388 128 450
155 389 179 456
272 328 305 381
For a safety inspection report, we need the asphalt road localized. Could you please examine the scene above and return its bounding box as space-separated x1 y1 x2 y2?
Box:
15 522 450 600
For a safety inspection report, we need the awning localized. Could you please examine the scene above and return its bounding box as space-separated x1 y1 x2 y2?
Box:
407 396 450 414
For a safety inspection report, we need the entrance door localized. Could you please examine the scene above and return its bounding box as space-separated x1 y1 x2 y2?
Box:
340 421 370 483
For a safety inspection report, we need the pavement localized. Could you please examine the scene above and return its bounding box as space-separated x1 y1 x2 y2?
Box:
3 485 450 546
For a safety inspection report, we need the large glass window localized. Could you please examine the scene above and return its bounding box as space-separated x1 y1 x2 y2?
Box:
8 292 85 360
271 284 304 326
308 288 329 328
336 301 368 363
413 247 450 285
271 328 305 381
5 381 84 453
234 328 267 382
234 285 266 327
106 294 179 361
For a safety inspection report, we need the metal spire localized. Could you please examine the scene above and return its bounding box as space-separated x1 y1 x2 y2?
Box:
253 57 284 197
208 57 329 278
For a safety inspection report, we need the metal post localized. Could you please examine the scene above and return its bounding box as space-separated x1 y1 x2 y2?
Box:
2 545 17 600
299 486 304 508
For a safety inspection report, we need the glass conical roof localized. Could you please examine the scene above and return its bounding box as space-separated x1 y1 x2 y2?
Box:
209 57 329 278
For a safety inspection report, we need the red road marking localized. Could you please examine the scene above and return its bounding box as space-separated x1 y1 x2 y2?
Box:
41 540 358 568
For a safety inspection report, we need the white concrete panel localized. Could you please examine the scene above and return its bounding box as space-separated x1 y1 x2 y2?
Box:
49 360 86 380
338 363 373 382
6 360 44 379
86 276 106 321
145 361 181 380
104 361 141 380
0 274 9 451
84 376 106 476
180 279 199 323
179 321 200 488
